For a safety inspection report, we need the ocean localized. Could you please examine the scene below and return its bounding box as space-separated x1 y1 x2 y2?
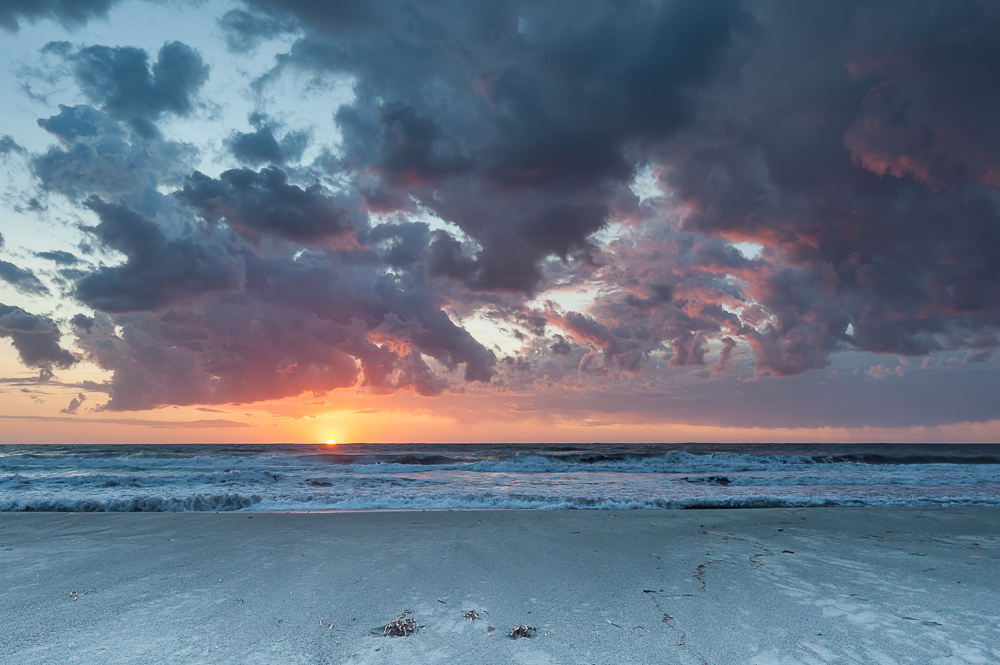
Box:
2 443 999 512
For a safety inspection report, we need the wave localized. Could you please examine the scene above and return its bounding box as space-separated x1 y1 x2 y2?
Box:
4 444 1000 513
0 492 261 512
6 447 1000 478
4 491 999 512
817 453 1000 465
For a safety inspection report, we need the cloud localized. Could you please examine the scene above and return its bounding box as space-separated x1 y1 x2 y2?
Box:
47 40 209 138
75 196 246 312
0 135 26 156
20 95 497 410
225 114 310 166
625 284 674 310
179 166 353 243
0 261 49 296
240 0 379 33
641 0 1000 376
5 0 1000 425
218 8 298 53
0 413 254 428
843 2 1000 191
34 250 79 265
260 0 750 294
34 104 198 204
72 247 496 409
0 0 117 32
711 336 739 376
0 304 76 371
61 392 86 413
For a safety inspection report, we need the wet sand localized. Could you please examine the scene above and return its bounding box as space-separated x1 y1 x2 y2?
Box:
2 508 999 664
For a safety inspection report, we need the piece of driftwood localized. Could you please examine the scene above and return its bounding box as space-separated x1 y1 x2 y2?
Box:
508 625 536 639
377 611 419 637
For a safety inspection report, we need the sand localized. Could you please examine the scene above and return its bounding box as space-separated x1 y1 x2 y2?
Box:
1 508 998 664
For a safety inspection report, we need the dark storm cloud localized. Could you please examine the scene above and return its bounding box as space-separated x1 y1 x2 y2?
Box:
36 103 111 143
70 313 95 333
46 40 209 138
225 114 310 165
34 104 198 203
0 304 76 370
654 0 1000 376
260 0 749 293
369 102 468 186
72 248 496 409
0 261 49 296
34 250 79 265
360 221 431 268
20 95 495 409
474 0 1000 384
550 335 573 356
74 196 245 312
178 166 353 242
0 0 117 32
9 0 1000 420
625 284 674 310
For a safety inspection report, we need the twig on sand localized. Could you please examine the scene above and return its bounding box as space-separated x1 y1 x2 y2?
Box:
463 610 481 622
643 590 696 598
376 611 419 637
796 643 818 655
606 619 644 636
509 625 536 639
69 589 97 602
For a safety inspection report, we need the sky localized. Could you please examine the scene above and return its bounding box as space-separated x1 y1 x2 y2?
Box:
0 0 999 444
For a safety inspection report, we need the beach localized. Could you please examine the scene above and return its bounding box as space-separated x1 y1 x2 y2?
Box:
2 508 998 664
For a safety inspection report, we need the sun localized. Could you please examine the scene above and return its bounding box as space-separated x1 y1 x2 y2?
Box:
326 439 337 445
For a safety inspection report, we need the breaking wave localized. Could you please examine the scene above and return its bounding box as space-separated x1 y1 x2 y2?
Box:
3 443 1000 512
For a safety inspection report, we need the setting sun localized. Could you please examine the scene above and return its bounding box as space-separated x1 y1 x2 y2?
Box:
326 440 337 445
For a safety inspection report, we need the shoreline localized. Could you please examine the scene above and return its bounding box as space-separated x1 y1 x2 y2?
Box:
7 503 1000 513
3 507 999 664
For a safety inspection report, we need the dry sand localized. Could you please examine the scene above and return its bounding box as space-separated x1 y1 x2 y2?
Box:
1 508 998 664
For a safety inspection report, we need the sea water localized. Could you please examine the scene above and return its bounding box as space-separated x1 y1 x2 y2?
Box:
2 443 999 512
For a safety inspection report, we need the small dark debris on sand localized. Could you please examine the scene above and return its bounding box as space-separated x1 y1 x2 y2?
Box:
509 625 537 639
376 611 419 637
463 609 481 622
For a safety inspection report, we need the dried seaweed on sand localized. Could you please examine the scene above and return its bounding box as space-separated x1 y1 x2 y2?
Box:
376 610 419 637
509 625 536 639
